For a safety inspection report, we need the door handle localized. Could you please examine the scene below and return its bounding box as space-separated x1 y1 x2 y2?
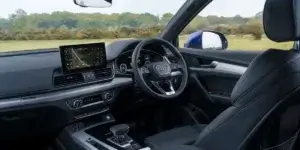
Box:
200 61 218 68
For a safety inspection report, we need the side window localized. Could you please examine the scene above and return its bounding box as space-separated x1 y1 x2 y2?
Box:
179 0 293 50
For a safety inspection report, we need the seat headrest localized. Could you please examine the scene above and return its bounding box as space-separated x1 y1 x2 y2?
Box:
263 0 300 42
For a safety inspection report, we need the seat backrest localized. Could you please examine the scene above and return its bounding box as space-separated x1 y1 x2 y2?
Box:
194 0 300 149
195 49 300 150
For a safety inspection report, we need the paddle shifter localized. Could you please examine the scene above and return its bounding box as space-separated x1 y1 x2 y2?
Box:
108 124 133 147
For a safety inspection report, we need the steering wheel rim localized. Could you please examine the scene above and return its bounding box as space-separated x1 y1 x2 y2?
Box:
131 38 188 99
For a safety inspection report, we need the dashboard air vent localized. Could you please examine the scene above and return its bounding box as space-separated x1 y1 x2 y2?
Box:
54 73 84 87
94 68 113 79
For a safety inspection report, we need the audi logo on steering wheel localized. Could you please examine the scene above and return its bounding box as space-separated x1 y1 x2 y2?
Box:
155 64 169 74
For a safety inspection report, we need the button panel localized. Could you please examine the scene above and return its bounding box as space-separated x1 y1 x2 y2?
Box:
66 91 115 110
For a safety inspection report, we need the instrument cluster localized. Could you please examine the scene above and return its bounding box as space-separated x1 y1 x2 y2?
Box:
115 49 164 74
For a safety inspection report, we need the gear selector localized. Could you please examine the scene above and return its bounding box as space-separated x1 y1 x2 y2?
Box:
110 124 130 138
107 124 142 149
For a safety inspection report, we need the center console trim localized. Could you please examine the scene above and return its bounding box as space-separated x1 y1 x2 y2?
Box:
66 99 105 110
73 131 117 150
74 108 110 120
107 136 133 148
72 120 118 150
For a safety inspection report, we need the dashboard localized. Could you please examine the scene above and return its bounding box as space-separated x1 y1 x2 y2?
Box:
0 39 170 142
0 39 169 98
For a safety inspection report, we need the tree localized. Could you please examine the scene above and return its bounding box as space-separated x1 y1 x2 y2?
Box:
137 13 159 27
15 9 27 18
206 15 220 25
9 9 27 20
245 20 263 40
0 19 11 30
0 10 266 40
160 13 174 25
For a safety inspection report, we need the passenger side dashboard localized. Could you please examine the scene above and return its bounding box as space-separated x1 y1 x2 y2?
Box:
0 40 141 144
0 77 131 142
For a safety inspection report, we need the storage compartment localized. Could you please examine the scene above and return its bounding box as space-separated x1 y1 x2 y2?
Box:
0 106 69 143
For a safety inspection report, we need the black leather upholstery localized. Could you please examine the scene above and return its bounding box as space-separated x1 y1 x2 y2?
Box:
147 0 300 149
145 124 206 148
194 49 300 150
149 50 300 150
263 0 300 42
192 0 300 148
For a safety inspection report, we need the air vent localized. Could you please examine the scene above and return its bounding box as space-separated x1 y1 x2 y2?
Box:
94 68 113 79
54 73 84 87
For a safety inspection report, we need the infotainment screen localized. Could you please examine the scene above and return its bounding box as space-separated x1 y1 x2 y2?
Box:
60 43 107 73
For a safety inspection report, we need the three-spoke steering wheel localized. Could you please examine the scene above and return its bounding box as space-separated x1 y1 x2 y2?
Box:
131 38 188 99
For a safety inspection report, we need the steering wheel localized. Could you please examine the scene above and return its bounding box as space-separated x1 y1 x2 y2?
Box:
131 38 188 99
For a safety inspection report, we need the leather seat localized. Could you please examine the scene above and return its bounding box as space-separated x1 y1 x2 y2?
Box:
145 124 206 148
146 0 300 149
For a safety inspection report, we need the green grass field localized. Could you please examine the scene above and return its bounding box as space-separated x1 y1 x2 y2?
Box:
0 35 294 52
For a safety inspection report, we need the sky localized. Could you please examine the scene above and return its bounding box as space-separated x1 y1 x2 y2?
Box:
0 0 266 18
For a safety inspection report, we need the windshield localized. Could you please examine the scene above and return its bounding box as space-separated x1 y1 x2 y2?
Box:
0 0 184 52
0 0 292 52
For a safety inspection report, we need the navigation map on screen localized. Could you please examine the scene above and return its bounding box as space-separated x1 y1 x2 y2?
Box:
60 43 107 73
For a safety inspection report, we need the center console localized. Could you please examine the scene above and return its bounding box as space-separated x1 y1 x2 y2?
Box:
61 121 150 150
85 124 144 150
57 42 149 150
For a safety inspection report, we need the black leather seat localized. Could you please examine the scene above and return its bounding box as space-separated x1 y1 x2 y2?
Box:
146 0 300 149
145 124 206 147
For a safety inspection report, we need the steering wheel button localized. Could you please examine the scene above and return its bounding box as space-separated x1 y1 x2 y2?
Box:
171 64 177 69
145 68 150 73
141 67 149 74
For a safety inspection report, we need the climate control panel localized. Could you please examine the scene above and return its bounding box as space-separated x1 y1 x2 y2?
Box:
66 91 114 110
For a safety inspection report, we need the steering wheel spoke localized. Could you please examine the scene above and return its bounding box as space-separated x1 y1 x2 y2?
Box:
162 56 184 76
170 62 184 70
151 80 175 95
171 70 182 77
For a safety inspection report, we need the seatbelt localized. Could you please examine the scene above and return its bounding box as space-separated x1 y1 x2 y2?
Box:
183 106 200 125
183 103 210 125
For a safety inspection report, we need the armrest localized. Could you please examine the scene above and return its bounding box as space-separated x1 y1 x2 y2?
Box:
154 145 206 150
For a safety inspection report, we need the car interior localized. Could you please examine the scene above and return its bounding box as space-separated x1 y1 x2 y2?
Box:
1 0 300 150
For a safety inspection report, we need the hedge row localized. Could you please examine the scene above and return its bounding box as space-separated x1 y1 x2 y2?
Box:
0 26 163 40
0 23 263 40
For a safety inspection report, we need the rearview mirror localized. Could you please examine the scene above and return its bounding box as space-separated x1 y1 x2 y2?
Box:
74 0 112 8
184 30 228 50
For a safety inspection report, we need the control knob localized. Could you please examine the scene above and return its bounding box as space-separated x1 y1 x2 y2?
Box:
104 92 113 101
73 99 82 108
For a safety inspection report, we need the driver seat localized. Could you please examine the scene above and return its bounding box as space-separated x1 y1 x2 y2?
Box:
145 0 300 149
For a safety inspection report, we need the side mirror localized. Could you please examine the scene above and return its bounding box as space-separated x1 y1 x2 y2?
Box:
184 30 228 50
74 0 112 8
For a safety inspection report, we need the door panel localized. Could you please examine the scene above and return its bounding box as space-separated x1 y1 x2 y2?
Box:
180 48 261 67
180 48 262 105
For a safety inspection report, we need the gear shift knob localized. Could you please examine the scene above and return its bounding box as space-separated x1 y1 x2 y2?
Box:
109 124 130 136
